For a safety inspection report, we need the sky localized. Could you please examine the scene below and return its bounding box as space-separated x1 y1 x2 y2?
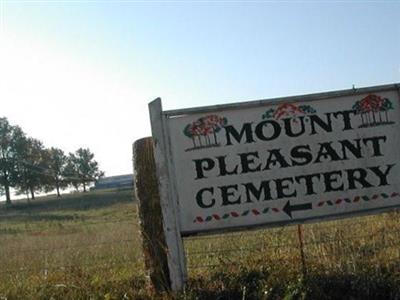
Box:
0 0 399 177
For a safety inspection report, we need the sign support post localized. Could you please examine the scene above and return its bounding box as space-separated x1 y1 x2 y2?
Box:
148 98 187 292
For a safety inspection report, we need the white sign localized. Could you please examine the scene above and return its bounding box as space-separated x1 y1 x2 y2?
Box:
150 84 400 236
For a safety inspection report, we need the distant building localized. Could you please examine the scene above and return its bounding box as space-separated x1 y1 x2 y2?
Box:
94 174 134 190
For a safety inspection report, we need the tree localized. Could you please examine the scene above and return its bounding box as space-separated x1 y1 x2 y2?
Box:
65 148 104 192
63 157 80 191
0 118 26 204
183 115 228 149
44 147 68 197
353 95 393 127
381 98 393 123
14 138 50 200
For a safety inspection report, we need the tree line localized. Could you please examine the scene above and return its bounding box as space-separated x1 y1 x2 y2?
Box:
0 117 104 204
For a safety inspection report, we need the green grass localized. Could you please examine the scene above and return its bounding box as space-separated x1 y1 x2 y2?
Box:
0 189 146 299
0 189 399 299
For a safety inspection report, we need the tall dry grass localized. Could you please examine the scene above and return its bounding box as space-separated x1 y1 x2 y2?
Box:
0 189 399 299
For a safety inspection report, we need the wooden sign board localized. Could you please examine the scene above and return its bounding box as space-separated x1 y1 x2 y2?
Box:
150 84 400 237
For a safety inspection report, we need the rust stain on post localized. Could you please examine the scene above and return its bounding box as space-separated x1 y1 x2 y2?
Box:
133 137 171 292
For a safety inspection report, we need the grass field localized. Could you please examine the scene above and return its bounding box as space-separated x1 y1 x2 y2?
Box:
0 189 399 299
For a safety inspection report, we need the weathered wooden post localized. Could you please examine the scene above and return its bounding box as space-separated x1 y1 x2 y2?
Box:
133 137 171 292
133 98 188 293
148 99 187 291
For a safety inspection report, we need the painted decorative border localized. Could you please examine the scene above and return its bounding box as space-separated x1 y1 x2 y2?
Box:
193 192 399 223
316 192 399 207
194 207 281 223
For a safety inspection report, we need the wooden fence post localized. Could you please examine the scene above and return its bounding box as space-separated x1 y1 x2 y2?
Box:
133 137 171 292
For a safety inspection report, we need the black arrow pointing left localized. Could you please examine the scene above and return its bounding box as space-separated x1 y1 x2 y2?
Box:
283 200 312 218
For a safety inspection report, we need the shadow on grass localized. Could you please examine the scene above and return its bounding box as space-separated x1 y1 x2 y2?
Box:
1 260 399 299
0 188 134 214
183 264 400 300
0 213 82 223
